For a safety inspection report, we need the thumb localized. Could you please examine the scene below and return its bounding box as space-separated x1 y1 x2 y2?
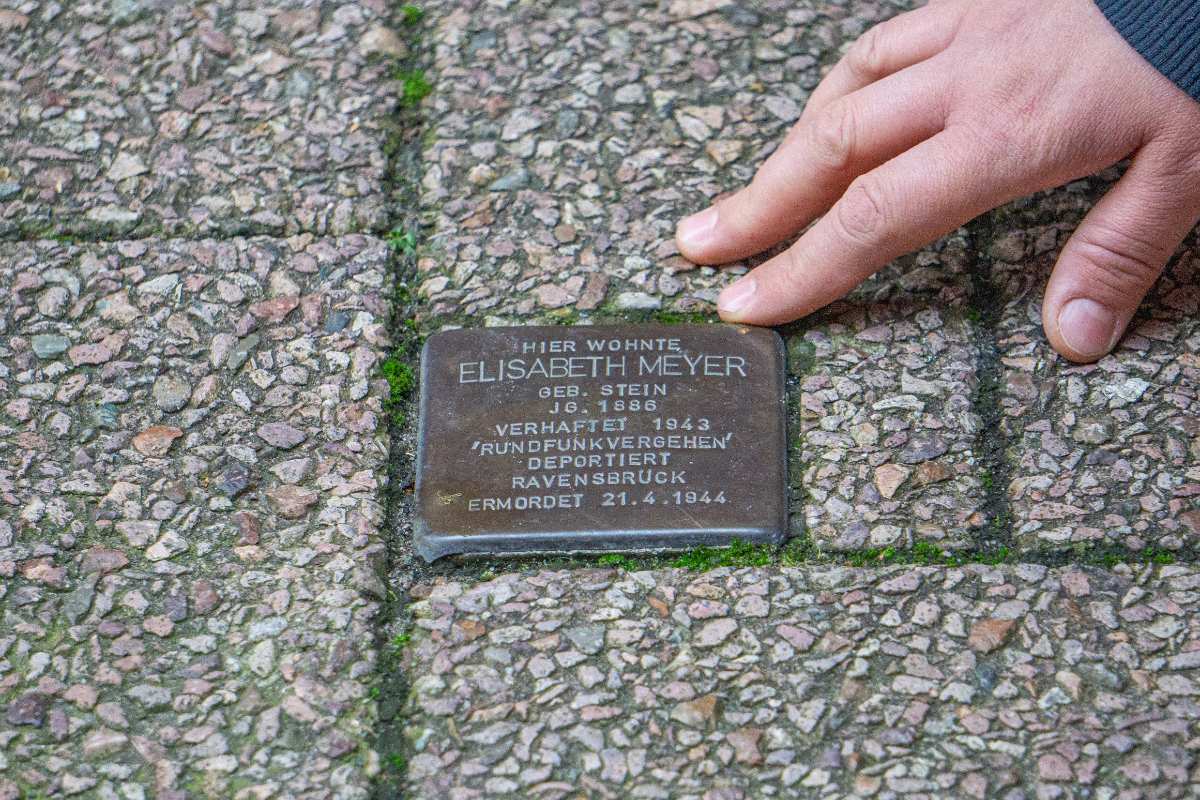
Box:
1043 151 1199 363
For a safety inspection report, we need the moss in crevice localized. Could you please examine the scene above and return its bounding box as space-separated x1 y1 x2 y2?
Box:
962 218 1017 559
399 4 424 25
386 226 418 255
380 356 416 426
396 69 432 108
415 540 1196 589
371 2 433 797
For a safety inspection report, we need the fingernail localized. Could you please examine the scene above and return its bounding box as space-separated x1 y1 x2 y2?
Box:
718 276 757 317
677 207 718 252
1058 298 1117 360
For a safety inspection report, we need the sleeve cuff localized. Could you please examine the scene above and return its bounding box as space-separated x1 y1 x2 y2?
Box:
1095 0 1200 103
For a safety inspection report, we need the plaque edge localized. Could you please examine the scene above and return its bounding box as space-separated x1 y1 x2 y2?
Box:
413 334 436 561
414 525 787 562
413 323 791 563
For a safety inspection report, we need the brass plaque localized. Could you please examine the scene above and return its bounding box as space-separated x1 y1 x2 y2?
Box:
414 324 786 560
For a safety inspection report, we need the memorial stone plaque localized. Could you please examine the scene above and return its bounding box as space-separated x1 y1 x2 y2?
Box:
414 324 787 560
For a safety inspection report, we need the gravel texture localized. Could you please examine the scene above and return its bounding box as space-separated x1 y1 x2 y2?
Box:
402 563 1200 799
0 236 391 798
990 184 1200 553
0 0 403 240
415 0 916 324
4 0 1200 797
797 231 987 553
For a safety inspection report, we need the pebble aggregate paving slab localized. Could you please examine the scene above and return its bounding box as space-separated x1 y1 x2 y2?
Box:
391 4 1200 794
797 232 987 553
4 0 1200 797
416 0 915 323
402 563 1200 799
0 0 403 240
990 191 1200 554
0 236 391 798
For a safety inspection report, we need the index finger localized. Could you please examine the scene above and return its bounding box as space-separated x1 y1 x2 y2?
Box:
716 127 1019 324
677 62 947 266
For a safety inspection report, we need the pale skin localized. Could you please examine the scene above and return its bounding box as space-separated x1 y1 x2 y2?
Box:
676 0 1200 363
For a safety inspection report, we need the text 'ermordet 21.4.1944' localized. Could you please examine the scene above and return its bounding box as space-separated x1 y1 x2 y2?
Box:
414 324 787 561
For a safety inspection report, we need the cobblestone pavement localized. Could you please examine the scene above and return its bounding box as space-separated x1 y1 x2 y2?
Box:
411 0 1199 560
990 193 1200 554
1 237 391 798
1 0 408 795
3 0 1200 798
416 0 907 322
388 1 1200 797
403 564 1200 799
0 0 401 240
797 232 986 554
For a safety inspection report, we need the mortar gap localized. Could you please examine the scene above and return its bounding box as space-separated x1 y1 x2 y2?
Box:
964 216 1018 558
371 1 437 795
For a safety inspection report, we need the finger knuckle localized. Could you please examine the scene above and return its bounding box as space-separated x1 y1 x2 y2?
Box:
780 246 807 285
1177 150 1200 183
969 74 1079 170
966 100 1031 156
1071 224 1164 296
1154 139 1200 192
846 24 886 79
778 246 816 298
833 177 889 245
807 101 858 174
955 111 1055 187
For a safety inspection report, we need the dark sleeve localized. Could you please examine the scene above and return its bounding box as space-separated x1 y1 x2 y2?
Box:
1094 0 1200 102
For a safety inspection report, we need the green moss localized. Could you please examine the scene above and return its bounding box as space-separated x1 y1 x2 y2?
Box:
671 547 720 571
652 310 716 325
786 337 816 375
978 545 1011 565
397 70 432 108
597 553 639 570
673 538 774 571
386 227 417 255
911 540 945 564
547 308 581 326
381 358 416 397
400 4 424 25
1150 548 1176 565
393 282 415 306
1090 546 1176 567
588 537 818 573
226 776 259 796
778 538 817 566
839 542 1010 568
845 546 892 568
390 631 412 651
380 356 416 425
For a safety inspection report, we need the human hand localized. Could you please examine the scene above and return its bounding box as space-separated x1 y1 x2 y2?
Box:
676 0 1200 362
